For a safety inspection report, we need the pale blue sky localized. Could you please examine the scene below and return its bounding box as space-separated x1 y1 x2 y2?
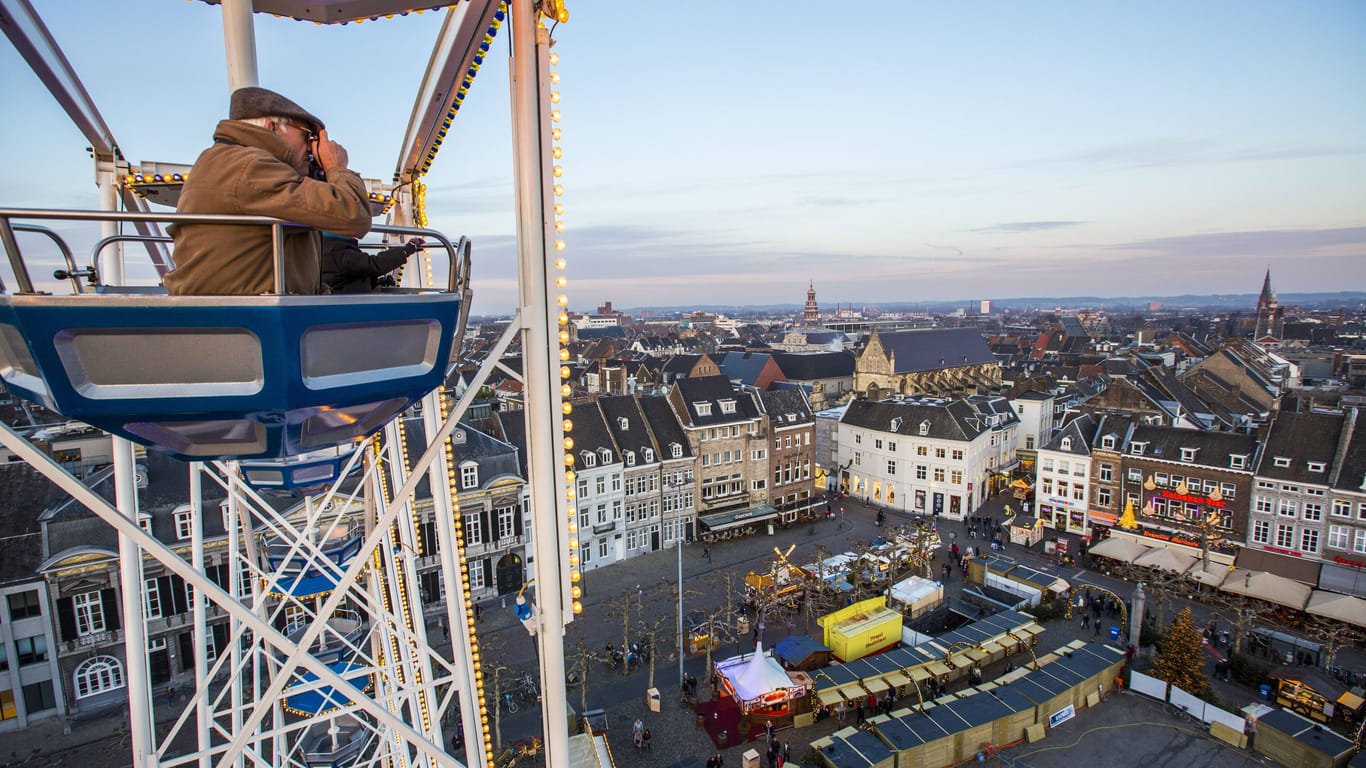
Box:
3 1 1363 312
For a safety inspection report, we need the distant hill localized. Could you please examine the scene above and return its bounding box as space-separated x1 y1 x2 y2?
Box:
621 291 1366 317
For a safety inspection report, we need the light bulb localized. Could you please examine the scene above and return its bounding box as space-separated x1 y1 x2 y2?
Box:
550 72 560 84
555 257 566 270
553 165 563 177
560 365 571 378
555 241 567 252
570 569 581 583
557 294 568 306
572 601 583 615
557 312 568 325
553 147 563 159
554 202 564 215
563 418 573 431
565 470 575 482
555 221 566 232
567 521 577 533
559 330 570 343
553 184 564 196
556 276 567 288
563 437 574 450
569 554 579 566
559 348 570 361
561 384 572 398
568 538 578 549
550 110 561 123
549 52 560 65
550 91 561 104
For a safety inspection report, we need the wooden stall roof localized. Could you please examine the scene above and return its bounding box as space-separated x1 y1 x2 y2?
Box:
988 685 1040 714
841 729 896 766
870 717 924 751
881 670 911 688
941 694 1014 727
862 676 890 695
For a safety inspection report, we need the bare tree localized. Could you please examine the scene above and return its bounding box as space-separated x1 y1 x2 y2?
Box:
483 661 516 750
1211 599 1260 656
602 583 643 676
633 582 678 692
1113 562 1188 628
694 570 742 685
1301 615 1366 669
564 636 598 723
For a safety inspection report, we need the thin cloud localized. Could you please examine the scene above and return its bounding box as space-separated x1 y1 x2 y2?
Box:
972 221 1086 234
1103 226 1366 256
1039 138 1366 170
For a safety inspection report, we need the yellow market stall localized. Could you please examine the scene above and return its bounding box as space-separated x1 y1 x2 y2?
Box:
817 597 903 662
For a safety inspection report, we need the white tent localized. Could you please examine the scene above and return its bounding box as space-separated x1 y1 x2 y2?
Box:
887 576 943 616
716 644 802 710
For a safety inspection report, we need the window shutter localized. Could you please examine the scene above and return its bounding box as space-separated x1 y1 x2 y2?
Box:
513 504 524 537
101 589 121 632
156 577 174 615
170 575 189 615
57 596 77 641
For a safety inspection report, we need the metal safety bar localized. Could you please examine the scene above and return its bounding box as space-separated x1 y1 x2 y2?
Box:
0 208 466 296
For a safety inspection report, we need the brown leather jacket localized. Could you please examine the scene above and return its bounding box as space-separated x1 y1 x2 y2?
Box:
165 120 371 295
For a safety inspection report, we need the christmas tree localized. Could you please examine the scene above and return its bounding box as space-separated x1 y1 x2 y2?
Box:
1152 606 1207 695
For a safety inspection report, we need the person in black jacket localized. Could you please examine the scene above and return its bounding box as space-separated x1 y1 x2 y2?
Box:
320 233 424 293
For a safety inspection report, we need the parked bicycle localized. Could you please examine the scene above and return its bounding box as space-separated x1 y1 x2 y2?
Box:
501 691 519 715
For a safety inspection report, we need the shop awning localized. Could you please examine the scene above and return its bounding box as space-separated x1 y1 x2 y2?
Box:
1221 568 1312 610
1234 548 1321 585
699 504 779 532
1133 546 1198 575
1088 537 1151 564
1184 562 1230 587
1306 591 1366 629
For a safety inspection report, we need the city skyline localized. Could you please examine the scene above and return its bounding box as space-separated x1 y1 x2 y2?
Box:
3 2 1364 312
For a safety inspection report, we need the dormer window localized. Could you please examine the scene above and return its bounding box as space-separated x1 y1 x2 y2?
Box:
618 417 629 430
1059 437 1072 451
1230 454 1247 469
1100 436 1116 450
460 462 479 489
624 450 636 466
719 399 737 415
919 420 931 436
643 447 654 462
598 447 612 463
694 402 712 416
1130 441 1147 456
670 442 683 459
1180 447 1198 463
890 417 903 432
580 450 597 468
1307 461 1326 473
1273 457 1291 468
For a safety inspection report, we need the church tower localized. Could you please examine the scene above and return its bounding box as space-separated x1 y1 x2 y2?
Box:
1253 268 1284 341
802 280 820 327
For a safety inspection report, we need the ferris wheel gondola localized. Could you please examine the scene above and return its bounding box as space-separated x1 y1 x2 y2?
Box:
0 209 471 465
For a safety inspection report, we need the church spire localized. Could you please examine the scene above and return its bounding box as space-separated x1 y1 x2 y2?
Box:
802 280 820 327
1254 267 1283 341
1259 268 1275 304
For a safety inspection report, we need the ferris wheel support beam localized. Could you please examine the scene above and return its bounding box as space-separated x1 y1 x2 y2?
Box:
508 2 570 765
113 437 154 766
220 0 259 91
0 423 452 767
189 463 212 768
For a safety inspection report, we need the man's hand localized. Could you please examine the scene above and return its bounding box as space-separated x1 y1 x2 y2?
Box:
314 128 349 173
405 237 426 254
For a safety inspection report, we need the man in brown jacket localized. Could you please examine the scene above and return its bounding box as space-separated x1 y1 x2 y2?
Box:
165 86 372 295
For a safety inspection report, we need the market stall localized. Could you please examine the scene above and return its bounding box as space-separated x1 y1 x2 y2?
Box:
886 576 944 619
713 643 811 725
1008 516 1045 547
817 597 903 662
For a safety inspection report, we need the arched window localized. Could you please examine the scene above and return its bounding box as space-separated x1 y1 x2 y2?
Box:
74 655 125 698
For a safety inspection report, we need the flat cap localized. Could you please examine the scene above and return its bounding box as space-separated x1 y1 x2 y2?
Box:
229 86 324 133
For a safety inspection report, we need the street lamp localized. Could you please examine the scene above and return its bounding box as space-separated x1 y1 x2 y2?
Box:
665 473 688 686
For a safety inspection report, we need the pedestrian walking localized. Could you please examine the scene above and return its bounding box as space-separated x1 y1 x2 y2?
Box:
765 719 774 744
642 728 652 752
783 741 791 763
855 700 864 725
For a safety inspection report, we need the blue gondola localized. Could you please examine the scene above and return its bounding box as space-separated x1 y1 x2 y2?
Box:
0 209 471 464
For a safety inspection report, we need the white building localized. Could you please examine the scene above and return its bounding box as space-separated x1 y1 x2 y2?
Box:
1035 416 1094 535
837 395 1019 521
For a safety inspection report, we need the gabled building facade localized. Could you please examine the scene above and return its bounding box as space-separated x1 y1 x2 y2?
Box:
667 376 771 537
838 395 1018 521
759 389 817 525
